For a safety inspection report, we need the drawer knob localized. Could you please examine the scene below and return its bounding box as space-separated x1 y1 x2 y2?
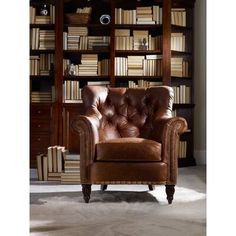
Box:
37 138 41 141
37 110 41 114
37 124 41 128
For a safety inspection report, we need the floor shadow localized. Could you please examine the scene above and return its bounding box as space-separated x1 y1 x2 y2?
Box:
30 190 159 205
30 225 70 233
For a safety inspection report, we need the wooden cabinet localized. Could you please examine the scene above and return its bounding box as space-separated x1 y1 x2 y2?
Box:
30 0 196 167
30 103 52 167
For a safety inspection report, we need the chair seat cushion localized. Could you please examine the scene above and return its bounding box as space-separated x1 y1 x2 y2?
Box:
96 137 162 162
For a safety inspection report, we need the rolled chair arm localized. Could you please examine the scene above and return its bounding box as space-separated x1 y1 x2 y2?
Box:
72 115 100 183
153 117 188 184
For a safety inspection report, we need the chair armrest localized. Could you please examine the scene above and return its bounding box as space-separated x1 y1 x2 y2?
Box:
72 115 100 183
153 117 188 184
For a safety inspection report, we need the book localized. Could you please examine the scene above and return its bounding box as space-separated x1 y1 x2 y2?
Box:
36 154 44 181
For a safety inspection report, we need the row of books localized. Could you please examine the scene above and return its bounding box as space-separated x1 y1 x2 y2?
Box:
30 28 55 50
31 91 52 103
64 34 110 50
171 58 190 77
128 80 163 88
171 33 186 52
171 8 186 27
115 55 162 76
30 54 54 76
36 146 81 183
115 6 162 24
76 7 92 14
115 34 162 51
63 80 82 103
30 5 55 24
63 57 110 76
172 85 191 104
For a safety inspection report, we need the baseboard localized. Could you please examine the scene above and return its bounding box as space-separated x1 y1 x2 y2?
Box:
194 150 206 165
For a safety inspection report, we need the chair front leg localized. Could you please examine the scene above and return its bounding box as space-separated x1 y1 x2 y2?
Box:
165 185 175 204
82 184 92 203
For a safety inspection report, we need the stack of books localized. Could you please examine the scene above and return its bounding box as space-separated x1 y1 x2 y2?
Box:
87 81 110 87
78 54 98 76
31 91 52 103
127 56 144 76
61 151 80 184
136 7 155 24
39 30 55 50
88 36 110 50
143 55 162 76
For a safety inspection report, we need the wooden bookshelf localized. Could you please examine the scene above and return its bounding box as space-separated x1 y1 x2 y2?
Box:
29 0 196 168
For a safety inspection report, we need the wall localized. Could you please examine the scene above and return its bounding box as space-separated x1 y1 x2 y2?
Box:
194 0 206 165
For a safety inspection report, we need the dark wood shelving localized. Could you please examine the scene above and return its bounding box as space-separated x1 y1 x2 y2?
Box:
63 75 110 81
30 49 55 54
171 25 192 31
114 24 162 29
30 75 54 80
115 76 162 80
30 24 55 28
63 49 110 54
173 103 195 109
171 50 192 56
64 23 111 28
30 0 196 168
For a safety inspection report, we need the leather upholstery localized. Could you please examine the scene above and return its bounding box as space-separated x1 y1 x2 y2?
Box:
96 137 162 162
73 85 188 186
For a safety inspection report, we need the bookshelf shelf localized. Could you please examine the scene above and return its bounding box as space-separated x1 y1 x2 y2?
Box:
115 76 162 80
63 75 110 81
29 0 196 168
114 24 162 29
30 49 55 54
173 103 195 109
63 50 110 54
30 75 54 80
30 24 55 28
115 50 162 55
64 24 111 28
171 50 192 56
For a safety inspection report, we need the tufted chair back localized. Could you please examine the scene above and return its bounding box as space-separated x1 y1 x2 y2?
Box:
82 86 174 142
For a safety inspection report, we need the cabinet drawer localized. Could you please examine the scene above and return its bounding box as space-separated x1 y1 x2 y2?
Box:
31 120 51 132
31 133 50 149
30 105 51 118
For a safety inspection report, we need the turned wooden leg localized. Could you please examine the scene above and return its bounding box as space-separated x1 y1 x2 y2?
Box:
165 185 175 204
101 185 108 191
82 184 91 203
148 185 155 191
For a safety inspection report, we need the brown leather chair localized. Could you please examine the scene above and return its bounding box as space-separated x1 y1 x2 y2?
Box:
73 85 187 204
